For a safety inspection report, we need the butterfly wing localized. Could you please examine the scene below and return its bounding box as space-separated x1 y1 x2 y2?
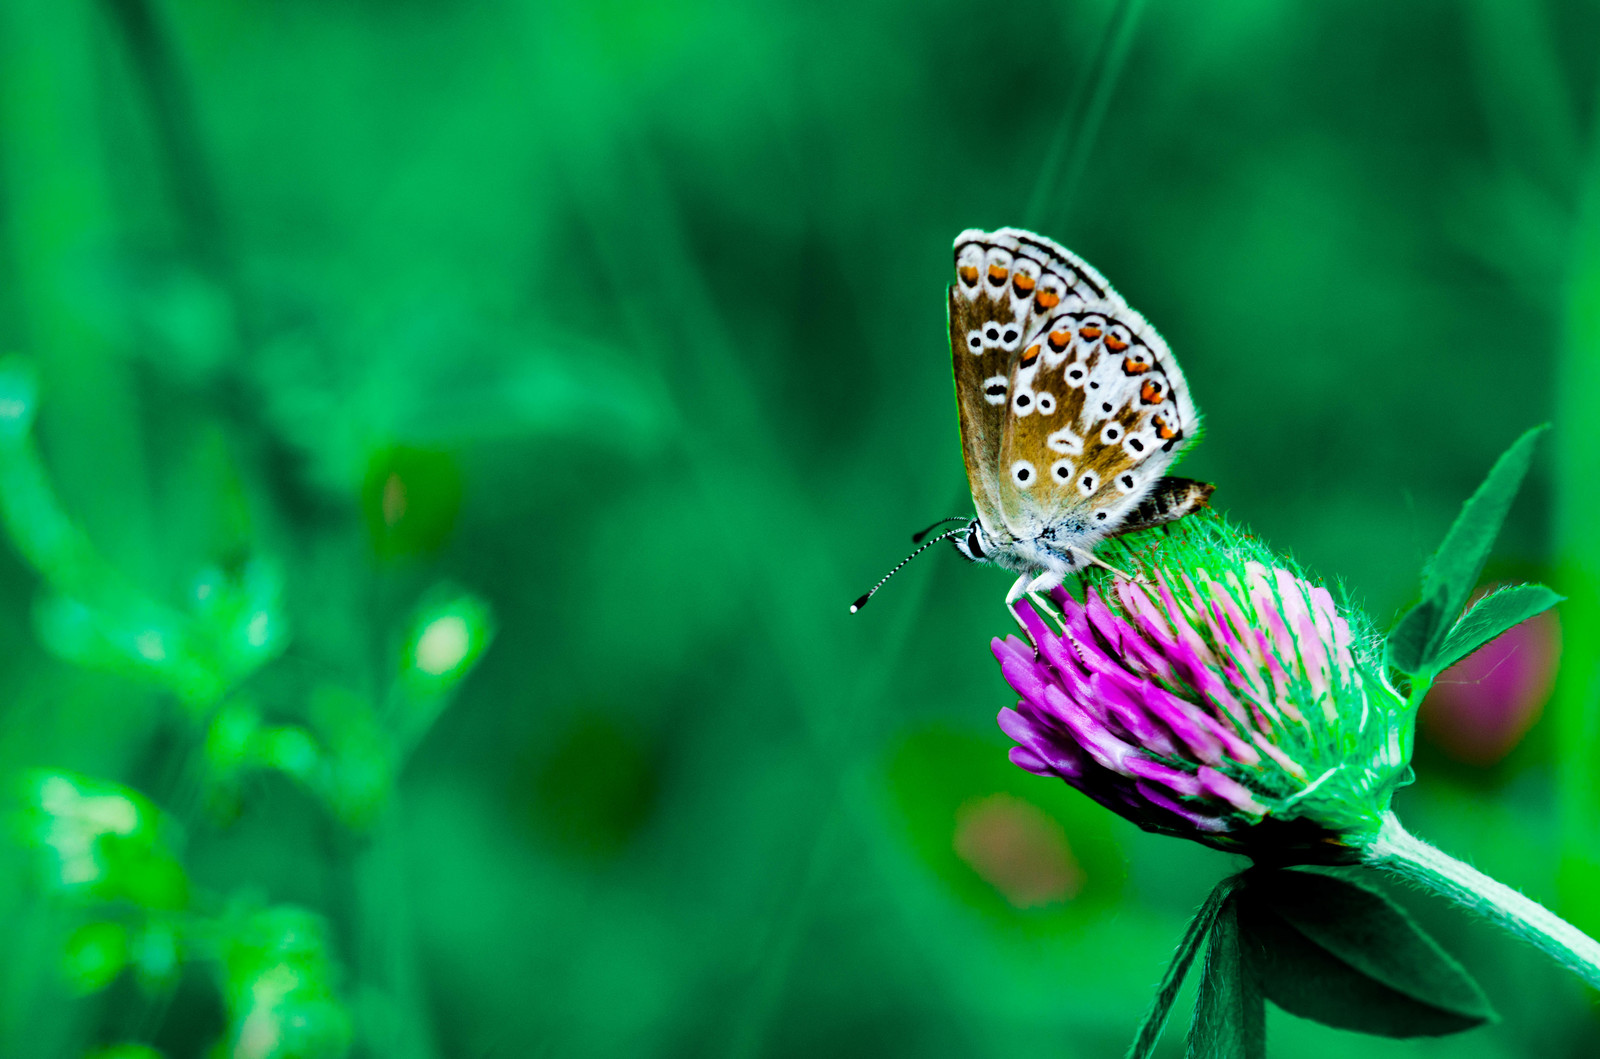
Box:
955 229 1200 543
951 228 1137 543
948 240 1032 541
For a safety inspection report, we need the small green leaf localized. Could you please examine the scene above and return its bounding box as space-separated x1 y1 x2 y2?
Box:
1388 425 1546 675
1386 596 1442 674
1423 424 1545 611
1433 583 1563 675
1239 869 1493 1036
1125 875 1239 1059
1186 895 1264 1059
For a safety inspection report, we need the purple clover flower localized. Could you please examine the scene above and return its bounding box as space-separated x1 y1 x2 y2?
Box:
994 521 1411 862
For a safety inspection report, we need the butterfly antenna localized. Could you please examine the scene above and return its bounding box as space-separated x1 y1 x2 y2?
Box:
851 529 965 613
911 516 972 544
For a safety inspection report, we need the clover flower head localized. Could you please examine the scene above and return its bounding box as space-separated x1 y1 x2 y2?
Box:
994 519 1411 861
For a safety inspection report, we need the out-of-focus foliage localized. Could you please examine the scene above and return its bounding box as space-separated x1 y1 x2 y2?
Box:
211 905 352 1059
0 0 1596 1056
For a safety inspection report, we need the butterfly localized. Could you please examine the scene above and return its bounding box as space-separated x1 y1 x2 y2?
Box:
945 227 1213 604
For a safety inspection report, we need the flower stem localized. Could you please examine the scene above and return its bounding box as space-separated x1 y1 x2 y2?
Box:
1365 812 1600 989
1404 672 1433 715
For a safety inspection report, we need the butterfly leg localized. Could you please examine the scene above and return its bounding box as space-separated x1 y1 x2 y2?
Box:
1068 545 1136 581
1005 570 1065 617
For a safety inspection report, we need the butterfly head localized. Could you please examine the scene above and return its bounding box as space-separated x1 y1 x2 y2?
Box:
952 518 994 565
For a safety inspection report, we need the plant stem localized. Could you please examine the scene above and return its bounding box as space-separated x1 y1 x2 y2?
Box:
1365 812 1600 990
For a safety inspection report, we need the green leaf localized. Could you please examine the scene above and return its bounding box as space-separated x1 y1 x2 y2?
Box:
1422 424 1546 612
1386 596 1442 674
1125 875 1239 1059
1387 424 1547 675
1186 895 1264 1059
1238 869 1493 1037
1432 583 1563 674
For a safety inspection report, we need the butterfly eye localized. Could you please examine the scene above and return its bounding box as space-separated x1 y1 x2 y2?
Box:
1010 460 1037 488
1078 471 1099 496
1035 392 1056 415
1050 458 1075 482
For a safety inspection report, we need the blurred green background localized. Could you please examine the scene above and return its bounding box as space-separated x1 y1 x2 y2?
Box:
2 0 1599 1056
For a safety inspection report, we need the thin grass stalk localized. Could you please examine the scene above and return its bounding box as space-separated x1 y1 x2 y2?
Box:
1023 0 1150 233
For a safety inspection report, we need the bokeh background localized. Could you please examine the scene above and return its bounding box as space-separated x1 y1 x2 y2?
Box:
2 0 1599 1056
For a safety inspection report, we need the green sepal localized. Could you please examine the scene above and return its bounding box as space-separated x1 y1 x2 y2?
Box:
1432 583 1563 675
1125 875 1240 1059
1186 893 1264 1059
1386 424 1547 676
1237 869 1493 1037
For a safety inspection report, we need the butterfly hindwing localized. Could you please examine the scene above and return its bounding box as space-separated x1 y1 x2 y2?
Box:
949 229 1200 546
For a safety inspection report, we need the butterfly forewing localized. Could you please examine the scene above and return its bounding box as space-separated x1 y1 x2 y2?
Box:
949 244 1027 541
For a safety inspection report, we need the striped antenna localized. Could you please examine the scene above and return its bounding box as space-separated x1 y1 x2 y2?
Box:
910 516 972 544
850 528 965 614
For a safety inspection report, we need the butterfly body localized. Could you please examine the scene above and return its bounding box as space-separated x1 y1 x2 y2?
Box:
948 228 1212 600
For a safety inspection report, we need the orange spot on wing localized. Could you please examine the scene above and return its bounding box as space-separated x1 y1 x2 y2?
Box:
1047 329 1072 352
1034 290 1061 311
1140 379 1165 404
1020 344 1041 366
1153 413 1177 439
958 265 979 286
1122 356 1151 375
1079 326 1102 340
987 264 1009 286
1105 335 1129 352
1012 273 1036 296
